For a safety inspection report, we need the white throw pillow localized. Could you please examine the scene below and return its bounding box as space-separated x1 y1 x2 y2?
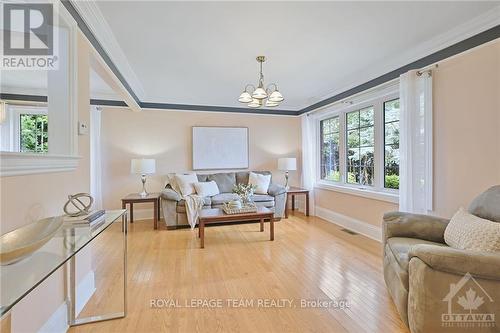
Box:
248 172 271 195
444 207 500 252
193 181 220 197
174 173 198 196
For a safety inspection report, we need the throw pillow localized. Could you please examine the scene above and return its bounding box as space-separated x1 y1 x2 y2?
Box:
174 173 198 196
193 181 220 197
248 172 271 195
444 207 500 252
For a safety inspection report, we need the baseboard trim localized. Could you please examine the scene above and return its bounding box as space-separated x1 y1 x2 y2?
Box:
315 206 382 242
37 270 95 333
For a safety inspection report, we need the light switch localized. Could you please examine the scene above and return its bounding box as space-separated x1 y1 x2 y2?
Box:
78 121 89 135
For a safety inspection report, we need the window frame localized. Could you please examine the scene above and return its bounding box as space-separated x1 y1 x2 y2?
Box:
0 3 79 177
315 87 399 202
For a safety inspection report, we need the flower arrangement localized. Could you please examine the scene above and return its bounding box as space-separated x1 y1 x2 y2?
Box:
232 183 257 203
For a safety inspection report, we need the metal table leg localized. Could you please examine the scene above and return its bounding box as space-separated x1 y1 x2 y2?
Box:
67 214 128 326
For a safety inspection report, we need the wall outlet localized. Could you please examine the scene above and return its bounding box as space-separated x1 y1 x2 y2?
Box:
78 121 89 135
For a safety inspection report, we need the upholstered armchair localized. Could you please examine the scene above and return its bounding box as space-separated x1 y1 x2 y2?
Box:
383 186 500 333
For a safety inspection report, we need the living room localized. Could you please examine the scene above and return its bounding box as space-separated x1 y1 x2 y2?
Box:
0 1 499 333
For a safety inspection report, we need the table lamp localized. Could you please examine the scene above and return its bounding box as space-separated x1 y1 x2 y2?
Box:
278 157 296 189
131 158 156 197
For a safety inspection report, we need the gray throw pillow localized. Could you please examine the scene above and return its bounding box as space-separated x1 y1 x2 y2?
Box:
207 173 236 193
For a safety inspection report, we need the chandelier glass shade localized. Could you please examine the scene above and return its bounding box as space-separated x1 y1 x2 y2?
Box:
238 56 284 108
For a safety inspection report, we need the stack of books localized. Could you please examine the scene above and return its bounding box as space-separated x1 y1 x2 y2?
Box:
64 210 106 228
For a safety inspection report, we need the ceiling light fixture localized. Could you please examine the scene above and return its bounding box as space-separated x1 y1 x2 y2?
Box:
238 56 284 108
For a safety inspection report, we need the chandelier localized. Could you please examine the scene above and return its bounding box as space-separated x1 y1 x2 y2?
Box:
238 56 284 108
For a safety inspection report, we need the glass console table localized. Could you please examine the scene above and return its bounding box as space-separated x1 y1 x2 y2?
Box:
0 210 127 329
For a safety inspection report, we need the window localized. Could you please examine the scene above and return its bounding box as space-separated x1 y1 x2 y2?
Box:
347 107 374 186
384 99 400 189
320 116 340 181
20 114 49 153
317 90 400 197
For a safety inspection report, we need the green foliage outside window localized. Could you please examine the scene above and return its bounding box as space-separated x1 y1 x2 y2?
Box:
20 114 48 153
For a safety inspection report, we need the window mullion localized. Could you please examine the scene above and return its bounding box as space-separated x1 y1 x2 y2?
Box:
374 100 383 191
339 112 347 184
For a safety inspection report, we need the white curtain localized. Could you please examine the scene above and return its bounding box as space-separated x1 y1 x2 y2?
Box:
90 106 103 210
301 114 316 215
399 70 433 213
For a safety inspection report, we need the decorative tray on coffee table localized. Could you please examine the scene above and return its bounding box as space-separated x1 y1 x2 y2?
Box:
222 202 257 215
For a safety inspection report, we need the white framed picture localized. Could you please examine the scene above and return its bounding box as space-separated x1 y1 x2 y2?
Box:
192 127 249 170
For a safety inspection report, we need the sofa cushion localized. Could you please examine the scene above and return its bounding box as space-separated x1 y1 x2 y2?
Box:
197 174 209 182
250 194 274 202
176 196 212 207
211 193 240 205
249 172 271 194
208 173 236 193
193 181 220 197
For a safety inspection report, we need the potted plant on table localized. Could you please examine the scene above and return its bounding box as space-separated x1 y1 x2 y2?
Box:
232 184 257 206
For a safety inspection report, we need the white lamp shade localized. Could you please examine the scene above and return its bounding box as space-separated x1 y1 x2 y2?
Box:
238 91 252 103
247 98 261 108
278 157 297 171
131 158 156 174
252 87 268 100
268 90 284 102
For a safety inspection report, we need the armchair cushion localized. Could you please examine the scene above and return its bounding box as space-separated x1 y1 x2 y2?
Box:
383 211 449 244
468 185 500 222
387 237 445 272
409 244 500 280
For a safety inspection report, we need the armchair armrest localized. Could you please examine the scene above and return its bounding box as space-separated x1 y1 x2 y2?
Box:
383 211 449 244
268 183 286 197
160 188 182 202
409 244 500 280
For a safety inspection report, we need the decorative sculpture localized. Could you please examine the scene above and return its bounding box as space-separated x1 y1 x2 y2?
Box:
63 193 94 217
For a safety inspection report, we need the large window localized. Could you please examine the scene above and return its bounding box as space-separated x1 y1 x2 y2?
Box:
318 93 400 195
384 99 400 189
320 116 340 181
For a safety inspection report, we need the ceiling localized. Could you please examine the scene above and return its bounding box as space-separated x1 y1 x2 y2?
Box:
89 1 500 111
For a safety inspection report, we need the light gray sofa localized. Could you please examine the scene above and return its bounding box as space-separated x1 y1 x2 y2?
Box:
383 185 500 333
160 171 286 229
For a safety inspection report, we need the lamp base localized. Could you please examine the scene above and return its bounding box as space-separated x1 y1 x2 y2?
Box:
139 174 148 197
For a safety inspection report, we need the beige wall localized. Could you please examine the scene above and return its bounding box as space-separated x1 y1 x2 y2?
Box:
100 109 302 212
315 39 500 227
432 39 500 218
0 32 91 332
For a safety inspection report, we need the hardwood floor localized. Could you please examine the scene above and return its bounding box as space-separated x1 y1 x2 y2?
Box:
70 212 408 333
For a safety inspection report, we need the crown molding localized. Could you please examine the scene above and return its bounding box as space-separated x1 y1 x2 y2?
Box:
59 1 499 117
306 5 500 109
69 0 146 100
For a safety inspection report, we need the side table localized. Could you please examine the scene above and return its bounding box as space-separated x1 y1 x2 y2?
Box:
121 193 160 229
285 187 310 218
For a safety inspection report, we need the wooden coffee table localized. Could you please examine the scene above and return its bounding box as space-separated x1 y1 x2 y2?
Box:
197 207 275 248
